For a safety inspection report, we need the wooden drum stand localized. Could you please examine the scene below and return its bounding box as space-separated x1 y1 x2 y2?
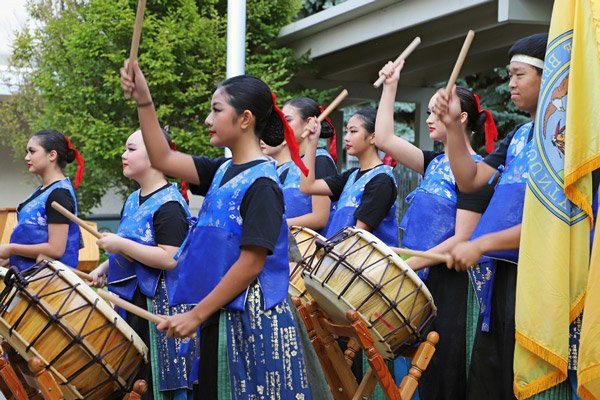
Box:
292 297 439 400
0 341 147 400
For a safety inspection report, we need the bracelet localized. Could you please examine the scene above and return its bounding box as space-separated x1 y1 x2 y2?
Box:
136 100 154 108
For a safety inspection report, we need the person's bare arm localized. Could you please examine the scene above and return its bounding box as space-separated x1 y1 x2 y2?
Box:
375 61 425 174
120 60 200 185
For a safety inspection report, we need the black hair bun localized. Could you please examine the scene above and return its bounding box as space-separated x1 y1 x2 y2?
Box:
320 119 334 139
261 112 285 146
472 111 488 133
65 148 76 164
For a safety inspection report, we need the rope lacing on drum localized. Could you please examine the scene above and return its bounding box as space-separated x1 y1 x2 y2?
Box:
0 261 145 399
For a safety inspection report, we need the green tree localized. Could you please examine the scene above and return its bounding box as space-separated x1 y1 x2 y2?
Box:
1 0 322 214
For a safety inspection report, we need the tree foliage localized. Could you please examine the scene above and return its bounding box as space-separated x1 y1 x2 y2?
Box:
1 0 319 214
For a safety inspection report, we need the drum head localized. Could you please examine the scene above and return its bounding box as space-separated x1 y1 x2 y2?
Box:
305 227 436 360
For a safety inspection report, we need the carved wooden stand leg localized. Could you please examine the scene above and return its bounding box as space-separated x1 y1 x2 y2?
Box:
123 380 148 400
293 298 439 400
2 342 44 400
0 353 27 400
27 358 64 400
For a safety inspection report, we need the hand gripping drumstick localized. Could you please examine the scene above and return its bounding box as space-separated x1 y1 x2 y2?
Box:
389 246 452 265
124 0 147 99
444 30 475 94
96 289 197 339
373 37 421 88
51 201 134 262
300 89 349 139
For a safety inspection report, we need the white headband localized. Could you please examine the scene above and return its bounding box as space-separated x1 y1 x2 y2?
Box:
511 54 545 69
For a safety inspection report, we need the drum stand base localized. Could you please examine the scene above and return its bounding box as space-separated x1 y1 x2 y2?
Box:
292 297 439 400
0 341 148 400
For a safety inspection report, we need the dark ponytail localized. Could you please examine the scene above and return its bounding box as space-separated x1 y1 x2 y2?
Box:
455 86 487 134
217 75 284 146
284 97 334 138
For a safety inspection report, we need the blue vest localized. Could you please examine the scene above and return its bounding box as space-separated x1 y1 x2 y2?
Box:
10 178 80 271
167 159 290 311
400 153 483 280
279 148 336 235
470 122 533 263
326 165 398 247
107 184 190 300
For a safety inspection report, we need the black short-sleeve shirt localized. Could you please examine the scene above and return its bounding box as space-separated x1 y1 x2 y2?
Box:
323 166 397 230
189 156 284 254
17 183 75 224
422 150 494 214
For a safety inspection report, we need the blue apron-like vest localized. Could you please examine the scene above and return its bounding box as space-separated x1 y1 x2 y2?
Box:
107 184 190 301
279 148 336 235
400 153 483 280
168 159 290 311
326 165 398 247
469 122 533 264
10 178 81 271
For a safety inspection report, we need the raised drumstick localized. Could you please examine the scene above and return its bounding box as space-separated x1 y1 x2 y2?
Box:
389 246 452 265
51 201 133 262
373 37 421 88
445 30 475 94
300 89 349 139
125 0 147 99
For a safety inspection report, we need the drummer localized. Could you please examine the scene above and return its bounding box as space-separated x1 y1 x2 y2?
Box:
261 97 337 235
375 62 495 400
433 33 547 399
300 108 398 247
0 130 83 271
88 129 193 399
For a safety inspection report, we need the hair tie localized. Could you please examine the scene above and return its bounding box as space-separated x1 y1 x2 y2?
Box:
271 93 308 176
171 141 189 204
474 94 498 154
318 105 337 164
64 137 84 189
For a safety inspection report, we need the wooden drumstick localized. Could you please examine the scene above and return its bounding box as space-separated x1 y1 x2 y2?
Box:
51 201 134 262
300 89 349 139
444 30 475 94
67 266 93 282
389 246 452 264
96 289 197 339
97 289 164 324
125 0 147 99
373 37 421 88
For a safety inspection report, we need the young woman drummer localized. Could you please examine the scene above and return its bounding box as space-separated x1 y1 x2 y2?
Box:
121 61 312 399
0 129 83 271
88 129 193 400
300 108 398 246
375 61 496 400
261 97 337 234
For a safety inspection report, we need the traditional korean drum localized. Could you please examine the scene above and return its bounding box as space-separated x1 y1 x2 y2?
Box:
303 227 437 360
289 226 325 301
0 259 147 399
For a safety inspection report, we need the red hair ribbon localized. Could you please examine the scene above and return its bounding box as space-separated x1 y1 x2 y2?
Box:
64 137 84 189
318 105 337 164
474 94 498 154
272 93 308 176
171 141 189 204
383 154 397 168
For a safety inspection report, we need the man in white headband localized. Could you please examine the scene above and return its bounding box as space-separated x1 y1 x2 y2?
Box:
432 32 548 400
